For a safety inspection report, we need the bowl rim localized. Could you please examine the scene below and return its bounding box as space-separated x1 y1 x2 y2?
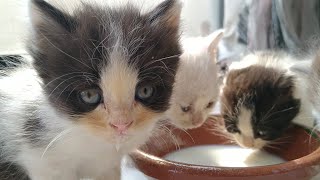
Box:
131 123 320 177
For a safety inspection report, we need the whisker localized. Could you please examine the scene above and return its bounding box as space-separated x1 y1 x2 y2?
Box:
158 124 181 151
41 128 74 159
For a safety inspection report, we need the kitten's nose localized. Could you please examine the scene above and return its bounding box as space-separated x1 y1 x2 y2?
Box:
242 137 254 148
192 113 203 126
109 121 133 132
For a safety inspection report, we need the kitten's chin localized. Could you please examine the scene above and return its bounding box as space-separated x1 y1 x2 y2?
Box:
171 118 207 130
234 136 267 149
91 121 156 152
237 143 266 149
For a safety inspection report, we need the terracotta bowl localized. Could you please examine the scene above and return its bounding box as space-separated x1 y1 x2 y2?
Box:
130 116 320 180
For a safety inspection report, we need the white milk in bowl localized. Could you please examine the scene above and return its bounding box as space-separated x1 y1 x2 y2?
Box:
164 145 286 167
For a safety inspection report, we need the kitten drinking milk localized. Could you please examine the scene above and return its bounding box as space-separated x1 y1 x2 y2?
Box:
0 0 182 179
221 51 314 149
166 31 223 129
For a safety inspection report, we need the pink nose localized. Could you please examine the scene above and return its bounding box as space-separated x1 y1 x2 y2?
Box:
192 114 203 126
109 121 133 132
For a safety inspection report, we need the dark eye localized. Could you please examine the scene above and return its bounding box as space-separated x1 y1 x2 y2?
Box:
136 85 154 100
206 101 214 109
257 130 266 137
181 106 191 112
226 124 240 134
256 130 271 139
79 88 102 105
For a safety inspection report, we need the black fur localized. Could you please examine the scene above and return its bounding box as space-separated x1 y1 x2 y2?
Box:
222 65 301 141
0 162 30 180
28 0 181 114
0 55 25 75
23 106 46 147
32 0 76 32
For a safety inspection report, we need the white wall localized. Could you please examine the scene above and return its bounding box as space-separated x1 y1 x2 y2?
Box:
181 0 221 37
0 0 29 54
0 0 221 54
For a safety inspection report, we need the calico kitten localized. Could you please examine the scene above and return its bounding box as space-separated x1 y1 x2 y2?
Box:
0 0 182 179
166 31 223 129
221 51 313 149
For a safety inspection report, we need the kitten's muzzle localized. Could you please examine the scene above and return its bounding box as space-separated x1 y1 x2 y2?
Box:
191 113 204 126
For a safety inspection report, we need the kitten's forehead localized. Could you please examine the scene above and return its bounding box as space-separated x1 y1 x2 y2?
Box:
238 107 254 137
100 46 138 106
173 53 218 102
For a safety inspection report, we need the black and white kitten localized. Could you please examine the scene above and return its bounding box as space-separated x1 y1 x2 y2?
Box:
0 0 182 179
221 51 314 149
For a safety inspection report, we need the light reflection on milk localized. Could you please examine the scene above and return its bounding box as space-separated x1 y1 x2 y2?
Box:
164 145 286 167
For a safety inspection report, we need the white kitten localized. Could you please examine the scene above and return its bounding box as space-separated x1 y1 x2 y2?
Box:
166 31 223 129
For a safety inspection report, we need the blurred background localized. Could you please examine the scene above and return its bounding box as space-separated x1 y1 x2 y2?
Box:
1 0 320 78
0 0 223 54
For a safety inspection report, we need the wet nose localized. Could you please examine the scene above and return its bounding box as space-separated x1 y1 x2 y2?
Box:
109 121 133 132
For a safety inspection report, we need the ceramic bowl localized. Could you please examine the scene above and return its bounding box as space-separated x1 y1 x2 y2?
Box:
130 116 320 180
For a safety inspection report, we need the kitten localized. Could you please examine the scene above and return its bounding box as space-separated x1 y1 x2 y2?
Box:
0 0 182 179
166 31 223 129
221 51 314 149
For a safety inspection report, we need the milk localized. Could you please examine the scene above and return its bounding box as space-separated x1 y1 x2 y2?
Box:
164 145 286 167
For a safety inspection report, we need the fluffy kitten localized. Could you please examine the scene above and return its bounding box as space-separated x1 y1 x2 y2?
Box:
221 51 314 149
166 31 223 129
0 0 182 179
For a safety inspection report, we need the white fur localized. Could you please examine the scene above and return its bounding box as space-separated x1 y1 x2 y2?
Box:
166 31 222 129
234 107 266 149
237 107 253 137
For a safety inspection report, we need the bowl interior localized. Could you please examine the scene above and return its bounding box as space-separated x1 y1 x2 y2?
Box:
131 117 320 180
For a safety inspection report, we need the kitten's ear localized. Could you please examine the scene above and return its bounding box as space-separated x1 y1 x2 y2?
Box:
146 0 182 29
276 75 295 95
29 0 76 32
208 30 224 62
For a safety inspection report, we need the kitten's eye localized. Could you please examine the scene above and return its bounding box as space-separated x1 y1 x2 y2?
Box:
257 130 268 138
226 125 240 134
136 85 154 100
79 89 102 105
181 106 191 112
206 101 214 109
257 130 266 136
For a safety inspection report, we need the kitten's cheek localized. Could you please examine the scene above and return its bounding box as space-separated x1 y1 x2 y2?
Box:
132 104 161 130
77 107 110 135
254 139 267 149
